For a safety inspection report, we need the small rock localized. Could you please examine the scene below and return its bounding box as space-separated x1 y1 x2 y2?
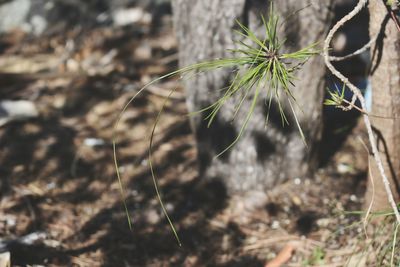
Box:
165 203 174 212
134 43 152 60
0 252 10 267
0 100 39 126
271 220 280 229
43 239 62 248
112 8 152 26
292 196 302 206
145 209 160 225
316 218 330 227
337 163 353 174
46 182 56 190
83 138 105 147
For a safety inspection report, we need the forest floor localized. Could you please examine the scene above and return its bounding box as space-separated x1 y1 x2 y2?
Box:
0 6 398 267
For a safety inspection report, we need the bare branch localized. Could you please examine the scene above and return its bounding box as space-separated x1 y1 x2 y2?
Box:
323 0 400 223
329 33 379 62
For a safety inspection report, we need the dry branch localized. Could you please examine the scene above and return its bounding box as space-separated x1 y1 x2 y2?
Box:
323 0 400 224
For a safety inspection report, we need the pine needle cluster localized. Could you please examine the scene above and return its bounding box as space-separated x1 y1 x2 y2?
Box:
113 3 321 245
189 5 319 153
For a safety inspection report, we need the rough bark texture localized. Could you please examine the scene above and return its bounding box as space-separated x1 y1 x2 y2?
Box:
172 0 332 195
366 1 400 210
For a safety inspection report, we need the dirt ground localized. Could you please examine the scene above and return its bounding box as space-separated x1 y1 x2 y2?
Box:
0 5 398 267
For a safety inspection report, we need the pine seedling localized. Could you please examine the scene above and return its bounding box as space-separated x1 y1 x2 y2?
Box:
324 83 346 107
324 83 368 114
193 4 320 154
113 3 321 245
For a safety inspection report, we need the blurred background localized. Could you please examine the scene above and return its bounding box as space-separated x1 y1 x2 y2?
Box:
0 0 374 266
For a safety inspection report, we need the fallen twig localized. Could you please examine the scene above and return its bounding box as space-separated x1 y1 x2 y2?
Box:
264 243 296 267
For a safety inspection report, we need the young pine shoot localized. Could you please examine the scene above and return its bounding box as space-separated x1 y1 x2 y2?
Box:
113 4 320 245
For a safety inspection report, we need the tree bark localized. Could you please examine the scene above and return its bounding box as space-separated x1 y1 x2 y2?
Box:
366 1 400 210
172 0 332 195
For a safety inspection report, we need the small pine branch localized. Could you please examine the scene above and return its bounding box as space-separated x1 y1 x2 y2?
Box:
196 3 319 152
113 2 321 244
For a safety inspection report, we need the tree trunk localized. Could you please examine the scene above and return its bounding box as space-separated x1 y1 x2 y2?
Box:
172 0 332 196
366 1 400 211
